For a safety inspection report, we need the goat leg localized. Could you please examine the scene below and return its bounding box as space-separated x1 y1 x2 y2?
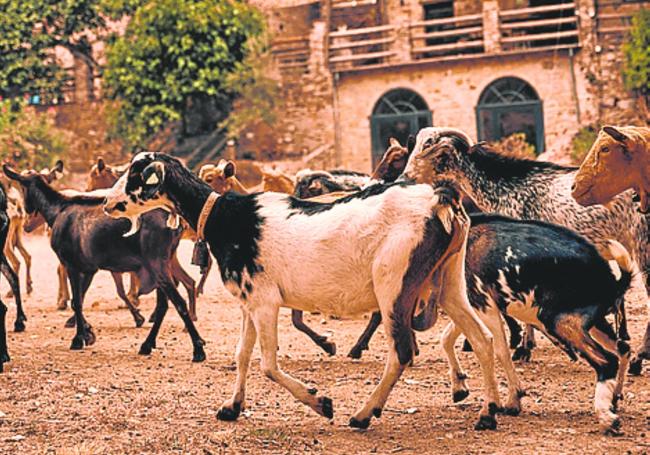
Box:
348 312 382 359
111 272 144 328
1 255 25 332
291 310 336 355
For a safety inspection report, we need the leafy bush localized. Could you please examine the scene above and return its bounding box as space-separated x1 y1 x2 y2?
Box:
623 9 650 97
570 125 598 165
0 100 69 170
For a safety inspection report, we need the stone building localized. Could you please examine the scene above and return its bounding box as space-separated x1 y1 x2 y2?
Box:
252 0 648 171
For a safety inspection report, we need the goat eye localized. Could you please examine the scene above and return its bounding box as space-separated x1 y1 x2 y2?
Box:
601 146 609 153
424 138 433 147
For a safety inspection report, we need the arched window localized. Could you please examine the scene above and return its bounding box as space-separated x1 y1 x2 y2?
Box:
476 77 544 154
370 88 432 166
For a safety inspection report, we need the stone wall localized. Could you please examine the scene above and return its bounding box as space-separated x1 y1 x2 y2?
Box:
335 51 591 172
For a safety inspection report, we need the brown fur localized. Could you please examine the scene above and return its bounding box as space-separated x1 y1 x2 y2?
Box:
573 126 650 212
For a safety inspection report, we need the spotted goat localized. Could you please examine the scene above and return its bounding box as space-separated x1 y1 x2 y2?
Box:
403 127 649 375
104 152 503 431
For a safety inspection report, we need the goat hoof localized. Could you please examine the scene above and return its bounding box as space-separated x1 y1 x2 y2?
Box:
27 283 33 295
349 416 371 429
512 347 531 362
1 352 10 363
56 300 68 311
64 316 76 328
321 341 336 356
134 314 145 328
502 406 521 416
13 320 25 333
604 418 622 436
461 339 473 352
70 337 84 350
347 346 365 359
193 348 206 363
148 312 156 323
139 343 153 356
317 396 333 419
84 330 96 346
453 389 470 403
474 414 497 431
627 358 643 376
217 402 241 421
5 290 13 299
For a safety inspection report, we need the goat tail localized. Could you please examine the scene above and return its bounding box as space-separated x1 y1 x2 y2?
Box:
607 239 633 341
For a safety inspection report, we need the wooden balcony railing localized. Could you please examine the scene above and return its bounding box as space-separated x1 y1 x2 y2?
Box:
271 36 311 76
499 2 579 52
331 0 377 9
409 13 484 59
327 24 396 71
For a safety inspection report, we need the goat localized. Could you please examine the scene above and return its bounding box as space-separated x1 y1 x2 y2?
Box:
402 127 649 375
573 126 650 213
199 159 339 355
0 182 13 372
4 165 206 362
104 152 503 431
85 157 198 322
0 161 62 300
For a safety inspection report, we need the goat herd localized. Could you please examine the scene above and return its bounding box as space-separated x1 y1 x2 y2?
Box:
0 125 648 438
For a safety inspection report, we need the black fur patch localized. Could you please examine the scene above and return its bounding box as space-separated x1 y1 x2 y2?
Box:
467 143 576 180
288 181 411 217
205 193 264 286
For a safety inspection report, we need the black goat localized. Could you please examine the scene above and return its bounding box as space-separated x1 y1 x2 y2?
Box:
4 166 205 362
0 182 13 372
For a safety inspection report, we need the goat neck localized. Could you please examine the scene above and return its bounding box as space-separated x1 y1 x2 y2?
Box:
163 164 216 233
25 179 68 227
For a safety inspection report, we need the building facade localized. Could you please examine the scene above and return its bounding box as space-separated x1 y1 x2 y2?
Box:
254 0 648 172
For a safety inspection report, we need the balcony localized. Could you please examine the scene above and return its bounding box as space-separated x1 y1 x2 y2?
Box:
327 24 396 72
271 36 311 77
409 13 484 60
325 1 581 73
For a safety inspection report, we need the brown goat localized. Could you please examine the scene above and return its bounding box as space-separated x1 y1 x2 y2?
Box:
573 125 650 213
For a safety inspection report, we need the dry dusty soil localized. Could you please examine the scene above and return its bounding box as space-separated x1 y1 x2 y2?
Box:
0 235 649 454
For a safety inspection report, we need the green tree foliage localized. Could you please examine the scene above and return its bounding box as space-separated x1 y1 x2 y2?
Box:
0 100 69 170
219 33 280 138
0 0 111 101
103 0 263 147
622 9 650 96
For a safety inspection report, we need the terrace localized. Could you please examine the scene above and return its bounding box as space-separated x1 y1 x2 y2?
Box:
323 1 582 73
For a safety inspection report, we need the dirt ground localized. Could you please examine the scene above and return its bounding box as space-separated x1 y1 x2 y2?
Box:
0 234 648 455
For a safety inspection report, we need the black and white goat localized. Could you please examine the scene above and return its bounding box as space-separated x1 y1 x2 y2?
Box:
403 127 649 374
104 152 503 431
3 166 205 362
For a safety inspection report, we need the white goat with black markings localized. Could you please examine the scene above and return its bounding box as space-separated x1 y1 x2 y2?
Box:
404 127 650 375
103 152 503 431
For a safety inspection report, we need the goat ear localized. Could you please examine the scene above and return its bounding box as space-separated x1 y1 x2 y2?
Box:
97 158 105 172
142 162 164 188
53 160 64 173
224 160 236 178
407 135 416 153
603 126 630 144
389 137 401 148
435 206 455 235
2 164 27 183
